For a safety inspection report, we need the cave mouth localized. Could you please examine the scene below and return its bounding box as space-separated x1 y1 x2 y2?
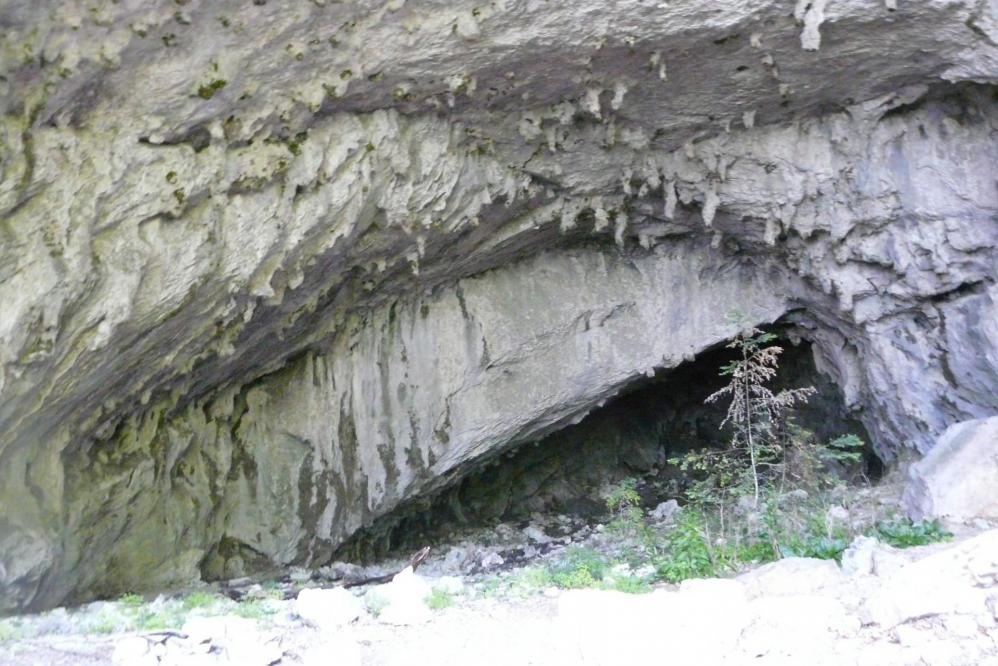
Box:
335 334 879 564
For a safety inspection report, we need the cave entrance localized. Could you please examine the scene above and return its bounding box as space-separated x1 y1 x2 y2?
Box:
336 335 878 563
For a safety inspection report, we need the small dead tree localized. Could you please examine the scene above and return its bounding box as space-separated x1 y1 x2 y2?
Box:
705 327 816 506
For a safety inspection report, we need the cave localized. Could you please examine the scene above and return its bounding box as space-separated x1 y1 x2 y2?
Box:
334 333 878 564
1 0 996 620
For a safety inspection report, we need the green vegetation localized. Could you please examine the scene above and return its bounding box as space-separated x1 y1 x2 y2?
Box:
232 599 276 620
181 591 218 611
871 517 951 548
549 547 608 589
135 606 185 632
606 478 643 538
118 593 145 607
196 79 227 100
654 510 715 583
426 589 454 610
497 324 952 597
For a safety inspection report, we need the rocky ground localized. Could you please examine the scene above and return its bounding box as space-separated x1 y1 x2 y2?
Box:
2 482 997 666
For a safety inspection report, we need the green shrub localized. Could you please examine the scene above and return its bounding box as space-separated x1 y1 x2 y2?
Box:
871 518 951 548
606 478 643 536
549 548 608 589
726 539 778 566
653 511 715 583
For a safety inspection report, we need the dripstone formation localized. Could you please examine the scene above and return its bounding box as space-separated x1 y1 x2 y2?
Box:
1 0 996 613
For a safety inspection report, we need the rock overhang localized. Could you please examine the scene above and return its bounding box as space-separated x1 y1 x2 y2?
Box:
0 0 996 613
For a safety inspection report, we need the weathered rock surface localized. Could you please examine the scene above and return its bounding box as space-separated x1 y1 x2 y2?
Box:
0 0 996 612
905 416 998 523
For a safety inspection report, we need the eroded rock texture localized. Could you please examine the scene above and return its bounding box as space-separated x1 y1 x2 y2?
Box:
0 0 996 612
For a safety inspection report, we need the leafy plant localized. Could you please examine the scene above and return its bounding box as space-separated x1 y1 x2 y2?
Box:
605 478 652 547
779 533 850 560
871 518 951 548
653 510 716 583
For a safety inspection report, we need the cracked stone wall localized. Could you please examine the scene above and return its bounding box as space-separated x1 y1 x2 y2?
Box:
0 0 996 612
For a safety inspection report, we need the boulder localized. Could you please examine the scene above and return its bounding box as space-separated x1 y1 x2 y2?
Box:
736 557 845 597
905 416 998 523
840 536 906 577
738 595 861 663
368 566 433 626
650 500 680 522
295 587 366 631
180 616 282 666
860 530 998 627
112 636 158 666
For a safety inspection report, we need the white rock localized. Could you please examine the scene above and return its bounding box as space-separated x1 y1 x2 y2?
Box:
295 586 365 630
182 616 254 645
904 416 998 523
650 500 680 522
559 581 750 664
180 616 280 666
523 525 552 544
860 530 998 627
841 536 905 577
737 557 845 597
944 613 982 638
739 595 860 660
371 566 433 625
112 636 156 666
297 631 363 666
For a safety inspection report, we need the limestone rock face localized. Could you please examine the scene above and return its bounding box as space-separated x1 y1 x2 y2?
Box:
904 417 998 523
0 0 996 612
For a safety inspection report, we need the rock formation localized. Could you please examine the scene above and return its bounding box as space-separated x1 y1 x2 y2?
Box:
0 0 996 613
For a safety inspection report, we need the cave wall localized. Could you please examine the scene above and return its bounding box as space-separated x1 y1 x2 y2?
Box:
0 0 996 613
336 339 874 561
46 241 793 610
